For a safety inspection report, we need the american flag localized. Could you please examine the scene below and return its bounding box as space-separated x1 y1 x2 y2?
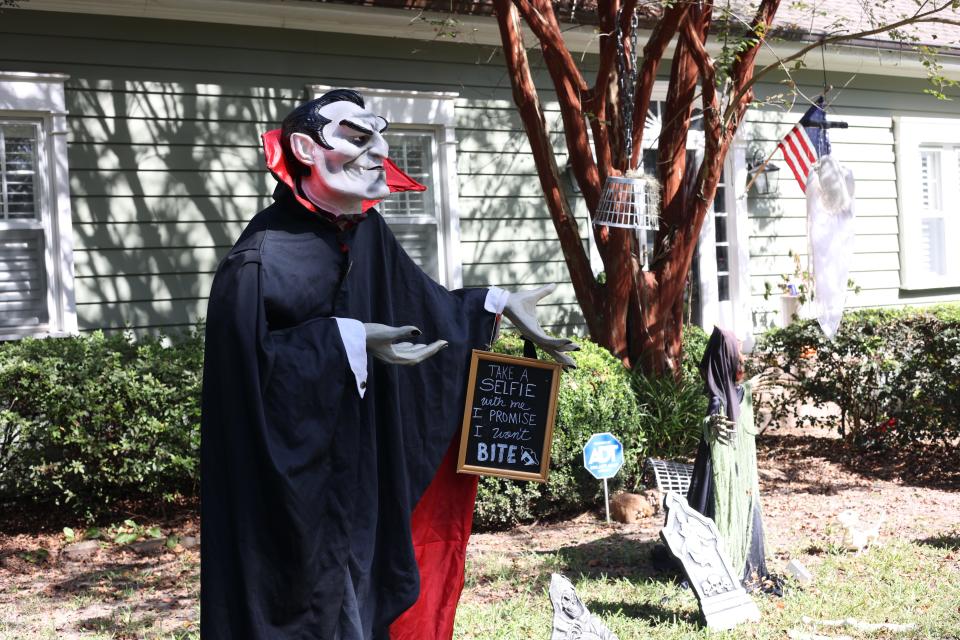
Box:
777 97 832 192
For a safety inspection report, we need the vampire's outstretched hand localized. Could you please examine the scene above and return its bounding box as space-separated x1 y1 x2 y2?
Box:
364 323 448 365
502 284 579 368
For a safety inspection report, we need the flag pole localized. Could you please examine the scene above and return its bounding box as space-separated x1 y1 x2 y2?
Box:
745 91 836 196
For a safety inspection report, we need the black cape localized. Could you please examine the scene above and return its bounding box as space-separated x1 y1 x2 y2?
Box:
200 187 496 639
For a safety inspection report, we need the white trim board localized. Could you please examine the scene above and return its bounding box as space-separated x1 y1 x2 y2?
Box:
0 72 77 339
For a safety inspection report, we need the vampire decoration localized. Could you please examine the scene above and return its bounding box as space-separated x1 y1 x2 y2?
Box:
200 90 498 639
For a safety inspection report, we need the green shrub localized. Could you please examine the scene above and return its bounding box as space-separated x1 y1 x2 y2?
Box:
750 305 960 448
628 325 709 462
680 324 709 386
632 374 706 462
0 330 203 519
474 333 644 529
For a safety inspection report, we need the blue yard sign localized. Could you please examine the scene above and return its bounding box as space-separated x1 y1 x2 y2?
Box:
583 432 624 523
583 432 624 480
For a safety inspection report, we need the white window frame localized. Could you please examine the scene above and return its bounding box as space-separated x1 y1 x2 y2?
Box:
696 138 751 347
895 116 960 289
0 72 76 339
308 85 462 288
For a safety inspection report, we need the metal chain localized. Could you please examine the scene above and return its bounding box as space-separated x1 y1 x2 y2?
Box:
615 6 640 171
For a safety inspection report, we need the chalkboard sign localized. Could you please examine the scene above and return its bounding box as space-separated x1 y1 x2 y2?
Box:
456 350 561 482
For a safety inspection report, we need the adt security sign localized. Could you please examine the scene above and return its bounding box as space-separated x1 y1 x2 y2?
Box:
583 432 623 523
583 432 623 479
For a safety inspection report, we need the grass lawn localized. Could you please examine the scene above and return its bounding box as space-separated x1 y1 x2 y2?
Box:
455 526 960 639
2 431 958 639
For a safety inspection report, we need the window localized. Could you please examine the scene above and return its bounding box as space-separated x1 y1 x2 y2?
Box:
0 72 76 339
713 169 731 302
380 130 441 282
895 117 960 288
309 85 462 287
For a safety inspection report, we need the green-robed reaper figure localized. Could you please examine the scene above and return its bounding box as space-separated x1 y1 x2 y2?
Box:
685 327 770 586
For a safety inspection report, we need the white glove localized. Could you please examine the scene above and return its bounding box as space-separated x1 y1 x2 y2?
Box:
364 323 447 365
502 284 579 368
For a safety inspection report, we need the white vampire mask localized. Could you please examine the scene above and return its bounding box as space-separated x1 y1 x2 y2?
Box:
289 101 390 216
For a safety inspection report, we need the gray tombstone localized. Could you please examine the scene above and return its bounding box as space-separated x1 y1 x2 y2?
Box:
659 491 761 631
548 574 619 640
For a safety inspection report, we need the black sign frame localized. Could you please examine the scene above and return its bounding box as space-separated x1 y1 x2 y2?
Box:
456 349 561 482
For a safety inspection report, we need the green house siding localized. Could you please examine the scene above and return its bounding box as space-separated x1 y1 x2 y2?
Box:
1 9 589 335
4 9 958 340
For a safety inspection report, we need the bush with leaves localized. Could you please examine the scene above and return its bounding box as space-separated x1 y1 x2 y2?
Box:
474 333 643 529
750 306 960 449
629 325 709 463
0 330 203 519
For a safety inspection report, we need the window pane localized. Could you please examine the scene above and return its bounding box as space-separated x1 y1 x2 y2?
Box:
381 132 435 219
0 230 48 328
920 217 946 276
1 122 40 221
919 149 941 211
713 186 726 212
717 274 730 302
715 216 727 243
716 245 729 272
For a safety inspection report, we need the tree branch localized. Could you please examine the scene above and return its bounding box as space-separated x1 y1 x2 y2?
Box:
513 0 588 92
630 1 691 167
585 0 628 108
728 0 959 121
493 0 601 331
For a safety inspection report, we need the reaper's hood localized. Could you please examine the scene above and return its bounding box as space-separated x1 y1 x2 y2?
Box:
261 128 427 222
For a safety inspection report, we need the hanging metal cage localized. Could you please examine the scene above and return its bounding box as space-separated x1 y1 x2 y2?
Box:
594 171 661 231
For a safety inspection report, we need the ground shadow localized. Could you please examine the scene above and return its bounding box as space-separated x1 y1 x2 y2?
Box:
546 534 682 583
758 432 960 491
915 533 960 551
589 599 701 627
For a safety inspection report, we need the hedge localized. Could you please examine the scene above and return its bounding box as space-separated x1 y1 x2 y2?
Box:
750 305 960 449
0 331 203 518
0 326 712 526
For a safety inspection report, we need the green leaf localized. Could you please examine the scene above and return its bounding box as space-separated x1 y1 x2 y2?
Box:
62 527 75 542
114 532 138 545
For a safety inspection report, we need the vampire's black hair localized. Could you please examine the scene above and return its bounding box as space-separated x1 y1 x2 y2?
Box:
280 89 365 178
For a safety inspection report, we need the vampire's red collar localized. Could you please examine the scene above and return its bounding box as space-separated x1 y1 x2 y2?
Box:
261 129 427 226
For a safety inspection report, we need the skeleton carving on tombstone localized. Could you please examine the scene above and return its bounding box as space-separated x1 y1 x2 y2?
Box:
549 574 619 640
200 88 578 640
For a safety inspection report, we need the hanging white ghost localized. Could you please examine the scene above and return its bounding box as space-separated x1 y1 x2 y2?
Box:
807 155 856 339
